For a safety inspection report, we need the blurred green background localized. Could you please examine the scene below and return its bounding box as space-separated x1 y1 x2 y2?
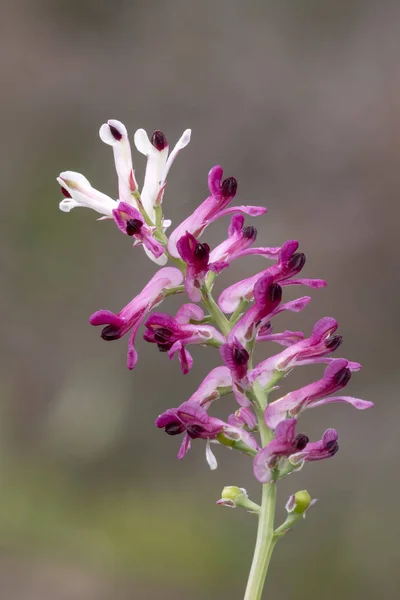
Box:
1 0 398 598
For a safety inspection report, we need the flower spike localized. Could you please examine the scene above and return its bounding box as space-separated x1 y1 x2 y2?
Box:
58 120 373 598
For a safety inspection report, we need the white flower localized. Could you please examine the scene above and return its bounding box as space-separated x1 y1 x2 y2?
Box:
58 171 117 217
134 127 191 222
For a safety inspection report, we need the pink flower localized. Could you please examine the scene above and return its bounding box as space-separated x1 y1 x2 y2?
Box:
253 419 339 483
249 317 344 388
168 165 266 257
176 232 228 302
253 419 310 483
155 401 226 460
209 215 280 264
220 338 251 406
113 201 165 259
156 393 258 467
218 240 326 314
89 267 183 370
265 359 374 429
229 274 283 345
143 304 225 374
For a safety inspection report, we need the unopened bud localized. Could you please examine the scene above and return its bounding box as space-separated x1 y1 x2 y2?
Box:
286 490 314 515
274 490 317 537
217 486 260 513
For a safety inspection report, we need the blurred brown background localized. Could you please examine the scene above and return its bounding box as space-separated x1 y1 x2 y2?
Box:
0 0 398 598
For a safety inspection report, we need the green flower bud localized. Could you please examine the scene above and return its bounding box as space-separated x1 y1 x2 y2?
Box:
217 486 260 513
274 491 317 537
287 490 313 515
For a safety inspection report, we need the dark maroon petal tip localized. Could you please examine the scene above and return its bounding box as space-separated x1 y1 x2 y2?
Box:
293 433 309 451
242 225 257 240
233 347 249 366
101 325 121 341
333 367 351 387
126 218 143 236
153 327 173 344
269 283 282 303
326 440 339 455
61 186 72 198
151 130 168 151
288 252 306 273
109 124 123 141
194 242 210 264
187 424 206 438
221 177 237 198
165 422 186 435
325 334 343 351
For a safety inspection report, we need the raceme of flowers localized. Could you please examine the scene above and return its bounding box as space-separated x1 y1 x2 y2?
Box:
58 118 373 505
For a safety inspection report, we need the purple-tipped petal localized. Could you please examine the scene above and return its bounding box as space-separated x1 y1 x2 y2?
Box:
99 119 138 206
90 267 183 369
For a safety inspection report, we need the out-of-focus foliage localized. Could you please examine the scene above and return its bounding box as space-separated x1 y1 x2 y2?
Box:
1 0 398 597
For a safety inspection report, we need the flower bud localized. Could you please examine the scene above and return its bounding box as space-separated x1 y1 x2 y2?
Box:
285 490 314 515
217 486 260 513
274 490 317 537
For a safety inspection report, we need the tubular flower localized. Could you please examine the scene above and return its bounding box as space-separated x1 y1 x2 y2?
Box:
89 267 183 370
229 274 283 346
220 338 251 406
113 201 165 259
291 429 339 464
253 419 311 483
143 306 225 374
253 419 339 483
156 401 226 461
265 359 373 429
209 215 280 264
249 317 345 388
133 127 191 222
177 232 228 302
58 171 117 217
168 165 266 258
218 240 326 314
156 400 258 467
99 119 139 207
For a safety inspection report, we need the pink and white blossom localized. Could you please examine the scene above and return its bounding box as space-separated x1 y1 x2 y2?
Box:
58 171 117 216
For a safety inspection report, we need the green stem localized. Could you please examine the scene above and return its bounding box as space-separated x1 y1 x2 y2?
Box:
244 481 277 600
201 288 231 337
244 396 277 600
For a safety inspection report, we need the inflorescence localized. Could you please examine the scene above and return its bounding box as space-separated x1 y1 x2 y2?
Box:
58 119 373 517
